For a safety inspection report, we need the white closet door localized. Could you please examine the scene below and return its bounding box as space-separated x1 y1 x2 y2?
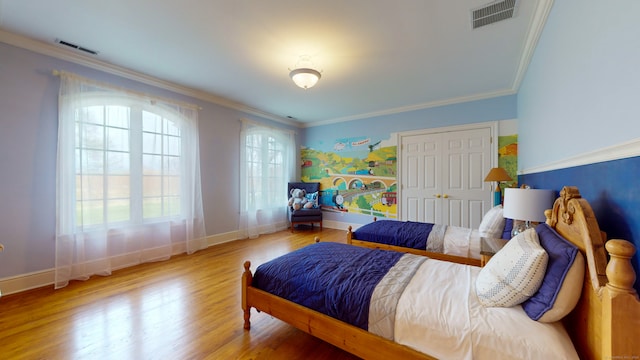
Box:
400 125 493 227
442 127 492 228
401 132 441 223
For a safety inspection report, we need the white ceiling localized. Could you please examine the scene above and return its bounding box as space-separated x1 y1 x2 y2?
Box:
0 0 550 127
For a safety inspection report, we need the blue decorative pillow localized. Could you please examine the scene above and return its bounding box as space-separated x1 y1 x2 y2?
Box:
522 223 585 322
502 218 513 239
305 191 319 208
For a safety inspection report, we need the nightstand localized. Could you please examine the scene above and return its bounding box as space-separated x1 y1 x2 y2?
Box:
480 237 508 267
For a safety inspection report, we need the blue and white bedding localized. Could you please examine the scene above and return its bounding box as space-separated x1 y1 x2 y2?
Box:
353 220 483 259
253 242 425 330
352 205 515 260
352 220 439 249
252 242 578 360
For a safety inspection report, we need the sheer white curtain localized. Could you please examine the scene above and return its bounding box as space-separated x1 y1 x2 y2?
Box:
239 119 295 239
55 72 206 289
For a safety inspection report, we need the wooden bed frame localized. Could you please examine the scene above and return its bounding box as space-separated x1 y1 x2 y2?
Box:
346 219 482 266
242 186 640 359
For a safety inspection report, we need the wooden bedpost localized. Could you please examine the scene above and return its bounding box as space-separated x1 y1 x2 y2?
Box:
347 226 353 245
602 239 640 358
242 261 253 330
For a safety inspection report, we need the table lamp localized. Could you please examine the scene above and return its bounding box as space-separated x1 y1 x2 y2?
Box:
484 167 512 206
503 187 555 237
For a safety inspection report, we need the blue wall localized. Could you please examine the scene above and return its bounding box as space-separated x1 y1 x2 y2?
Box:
518 0 640 170
520 157 640 292
303 95 517 151
517 1 640 293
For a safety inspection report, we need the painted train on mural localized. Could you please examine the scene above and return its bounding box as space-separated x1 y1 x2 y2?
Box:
300 136 398 219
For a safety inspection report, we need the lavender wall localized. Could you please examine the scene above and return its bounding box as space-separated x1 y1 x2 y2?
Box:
0 42 299 279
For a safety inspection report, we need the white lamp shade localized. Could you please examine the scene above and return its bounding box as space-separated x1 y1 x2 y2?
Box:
503 188 555 222
290 68 321 89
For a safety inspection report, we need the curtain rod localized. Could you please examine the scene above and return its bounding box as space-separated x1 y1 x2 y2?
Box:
52 69 202 111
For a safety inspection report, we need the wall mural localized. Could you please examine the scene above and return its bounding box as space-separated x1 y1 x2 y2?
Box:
498 134 518 190
300 133 517 219
301 136 398 219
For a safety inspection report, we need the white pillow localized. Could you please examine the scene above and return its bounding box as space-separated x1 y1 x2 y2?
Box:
475 228 548 307
478 205 506 239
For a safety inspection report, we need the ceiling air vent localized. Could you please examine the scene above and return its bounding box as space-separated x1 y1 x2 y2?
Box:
55 39 99 55
472 0 518 29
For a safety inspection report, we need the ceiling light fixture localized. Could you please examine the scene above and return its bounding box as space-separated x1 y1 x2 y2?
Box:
289 55 322 89
289 68 321 89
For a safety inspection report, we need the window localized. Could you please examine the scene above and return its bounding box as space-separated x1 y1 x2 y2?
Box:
244 130 287 210
75 105 183 227
240 119 295 238
141 110 182 219
56 72 206 289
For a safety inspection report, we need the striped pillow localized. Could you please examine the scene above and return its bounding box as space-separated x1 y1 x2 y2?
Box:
475 228 548 307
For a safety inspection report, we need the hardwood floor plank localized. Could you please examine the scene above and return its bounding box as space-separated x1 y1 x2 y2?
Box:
0 228 360 359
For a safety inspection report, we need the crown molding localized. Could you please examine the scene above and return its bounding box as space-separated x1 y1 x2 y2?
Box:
0 30 300 127
520 137 640 175
303 0 555 129
511 0 554 90
304 88 517 128
1 0 554 131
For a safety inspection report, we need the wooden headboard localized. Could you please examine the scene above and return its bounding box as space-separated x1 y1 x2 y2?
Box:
546 186 640 359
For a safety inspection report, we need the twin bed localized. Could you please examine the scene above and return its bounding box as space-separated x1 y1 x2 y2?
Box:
242 187 640 359
346 204 511 266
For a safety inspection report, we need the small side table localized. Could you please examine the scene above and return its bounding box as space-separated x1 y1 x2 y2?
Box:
480 237 508 267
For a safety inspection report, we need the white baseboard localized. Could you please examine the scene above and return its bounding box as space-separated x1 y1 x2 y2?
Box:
206 229 245 246
0 223 366 297
0 269 55 297
0 231 247 297
322 219 366 232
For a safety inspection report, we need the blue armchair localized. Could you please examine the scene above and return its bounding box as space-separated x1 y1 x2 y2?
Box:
287 182 322 232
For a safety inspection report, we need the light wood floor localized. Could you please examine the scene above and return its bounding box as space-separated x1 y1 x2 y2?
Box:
0 227 361 360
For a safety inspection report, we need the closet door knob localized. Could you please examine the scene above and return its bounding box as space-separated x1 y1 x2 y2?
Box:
434 194 441 198
443 194 449 198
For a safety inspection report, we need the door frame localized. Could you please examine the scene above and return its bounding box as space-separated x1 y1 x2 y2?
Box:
396 121 500 221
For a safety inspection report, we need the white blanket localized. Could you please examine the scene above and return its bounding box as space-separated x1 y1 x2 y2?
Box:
443 225 482 260
393 260 579 360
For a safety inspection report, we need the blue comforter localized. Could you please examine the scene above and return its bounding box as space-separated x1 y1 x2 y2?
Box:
252 242 404 330
353 220 435 249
